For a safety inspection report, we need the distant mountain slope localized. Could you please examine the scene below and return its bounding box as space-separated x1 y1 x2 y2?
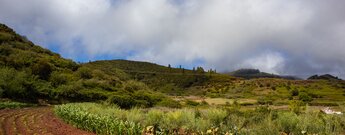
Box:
226 69 299 80
308 74 342 81
86 60 192 73
83 60 236 93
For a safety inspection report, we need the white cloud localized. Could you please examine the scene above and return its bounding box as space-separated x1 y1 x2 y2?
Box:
1 0 345 77
241 51 284 74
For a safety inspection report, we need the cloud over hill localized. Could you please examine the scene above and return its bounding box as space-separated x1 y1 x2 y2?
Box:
1 0 345 77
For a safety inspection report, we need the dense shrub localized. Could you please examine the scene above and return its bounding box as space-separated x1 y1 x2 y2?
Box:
76 67 93 79
298 92 313 102
185 100 200 106
290 89 299 96
288 100 304 114
133 91 162 107
157 98 181 108
49 71 70 87
257 97 273 105
123 80 149 92
107 94 136 109
276 112 300 134
31 59 52 80
0 67 39 100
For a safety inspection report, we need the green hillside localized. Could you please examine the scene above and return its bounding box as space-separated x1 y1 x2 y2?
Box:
0 23 80 101
0 23 176 108
84 60 237 95
1 23 345 109
0 23 236 108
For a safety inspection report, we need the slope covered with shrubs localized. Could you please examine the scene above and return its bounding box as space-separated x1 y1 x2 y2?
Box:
0 23 176 108
1 23 345 109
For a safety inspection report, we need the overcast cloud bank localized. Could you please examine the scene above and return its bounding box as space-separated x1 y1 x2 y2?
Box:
1 0 345 78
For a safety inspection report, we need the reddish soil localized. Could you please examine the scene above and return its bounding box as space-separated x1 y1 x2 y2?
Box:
0 107 95 135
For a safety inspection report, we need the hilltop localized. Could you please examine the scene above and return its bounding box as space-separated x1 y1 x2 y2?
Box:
226 68 299 80
308 74 342 81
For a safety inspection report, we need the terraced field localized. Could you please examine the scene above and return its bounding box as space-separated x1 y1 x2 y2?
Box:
0 107 94 135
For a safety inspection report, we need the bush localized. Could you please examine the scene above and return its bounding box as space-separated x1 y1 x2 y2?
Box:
276 112 300 134
123 80 149 92
298 92 313 102
161 109 196 131
185 100 200 106
76 67 93 79
53 81 83 100
133 91 163 107
31 59 52 80
288 100 304 114
50 71 70 87
201 108 228 126
0 67 40 100
257 97 273 105
107 94 135 109
157 98 181 108
290 89 299 96
145 109 164 127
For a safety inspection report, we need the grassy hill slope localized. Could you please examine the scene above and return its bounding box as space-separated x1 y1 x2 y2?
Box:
1 23 344 108
84 60 237 95
0 23 176 108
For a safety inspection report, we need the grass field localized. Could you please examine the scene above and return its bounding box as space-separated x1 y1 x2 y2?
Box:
54 102 345 135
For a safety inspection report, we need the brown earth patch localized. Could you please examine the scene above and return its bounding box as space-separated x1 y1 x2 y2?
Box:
0 107 95 135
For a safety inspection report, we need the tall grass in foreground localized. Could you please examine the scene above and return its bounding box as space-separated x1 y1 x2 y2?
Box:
54 103 141 135
54 103 345 135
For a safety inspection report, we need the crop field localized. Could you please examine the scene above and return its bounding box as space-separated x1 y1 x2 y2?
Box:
0 107 94 135
55 102 345 135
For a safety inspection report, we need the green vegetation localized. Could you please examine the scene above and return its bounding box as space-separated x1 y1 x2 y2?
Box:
0 101 35 109
226 68 298 80
55 103 345 135
1 22 345 134
2 23 345 109
0 23 177 106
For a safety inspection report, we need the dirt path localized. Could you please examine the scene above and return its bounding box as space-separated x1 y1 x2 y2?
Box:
0 107 95 135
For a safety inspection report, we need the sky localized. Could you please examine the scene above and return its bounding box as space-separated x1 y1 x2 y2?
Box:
1 0 345 78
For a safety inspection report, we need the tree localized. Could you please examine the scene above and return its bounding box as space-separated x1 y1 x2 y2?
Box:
168 64 171 72
31 59 52 80
196 66 205 73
